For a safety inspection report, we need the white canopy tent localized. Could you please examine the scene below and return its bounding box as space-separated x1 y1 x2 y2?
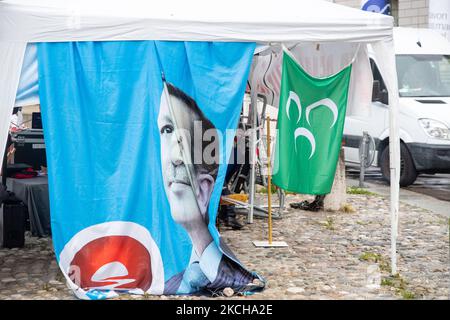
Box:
0 0 401 274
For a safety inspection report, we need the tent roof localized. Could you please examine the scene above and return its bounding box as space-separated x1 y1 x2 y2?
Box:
0 0 394 44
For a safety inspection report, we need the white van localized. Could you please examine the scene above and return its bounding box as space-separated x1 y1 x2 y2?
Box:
344 27 450 187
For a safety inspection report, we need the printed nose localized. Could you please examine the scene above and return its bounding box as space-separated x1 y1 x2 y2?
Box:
170 133 184 166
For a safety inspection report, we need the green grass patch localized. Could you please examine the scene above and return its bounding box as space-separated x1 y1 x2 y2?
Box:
361 253 417 299
381 278 394 287
258 185 298 195
359 252 382 262
340 203 356 213
325 217 335 230
258 184 277 194
381 273 416 300
317 216 336 230
400 290 416 300
359 252 390 272
346 186 377 196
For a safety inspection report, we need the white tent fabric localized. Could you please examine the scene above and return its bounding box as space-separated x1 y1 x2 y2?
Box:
0 0 401 274
0 41 26 155
371 39 401 274
248 42 373 117
0 0 393 43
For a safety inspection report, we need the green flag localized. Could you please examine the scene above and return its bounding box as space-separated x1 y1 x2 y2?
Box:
272 51 352 195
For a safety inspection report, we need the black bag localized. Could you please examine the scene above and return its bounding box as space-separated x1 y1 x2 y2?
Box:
0 191 27 248
1 135 26 248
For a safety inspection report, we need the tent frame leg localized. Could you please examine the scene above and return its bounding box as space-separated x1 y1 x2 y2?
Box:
248 75 259 224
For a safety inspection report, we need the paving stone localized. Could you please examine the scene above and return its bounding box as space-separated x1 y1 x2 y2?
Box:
1 278 16 284
286 287 305 294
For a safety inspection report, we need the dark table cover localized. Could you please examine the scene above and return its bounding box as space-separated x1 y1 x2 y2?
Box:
6 176 50 237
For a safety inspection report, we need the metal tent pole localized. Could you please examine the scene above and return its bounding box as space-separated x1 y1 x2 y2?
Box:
389 88 400 275
247 74 259 224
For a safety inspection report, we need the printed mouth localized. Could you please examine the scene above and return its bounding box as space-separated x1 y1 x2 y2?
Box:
169 179 190 187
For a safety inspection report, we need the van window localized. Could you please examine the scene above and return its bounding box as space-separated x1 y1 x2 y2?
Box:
396 55 450 97
370 59 388 100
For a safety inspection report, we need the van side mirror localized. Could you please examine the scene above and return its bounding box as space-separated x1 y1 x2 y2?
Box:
372 80 381 102
380 89 389 105
372 80 389 105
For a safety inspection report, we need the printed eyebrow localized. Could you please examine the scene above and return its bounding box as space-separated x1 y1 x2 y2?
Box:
159 114 173 127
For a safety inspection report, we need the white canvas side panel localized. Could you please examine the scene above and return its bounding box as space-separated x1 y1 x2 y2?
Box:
289 42 360 78
371 39 401 275
290 42 371 119
250 42 362 109
0 42 27 163
347 44 372 118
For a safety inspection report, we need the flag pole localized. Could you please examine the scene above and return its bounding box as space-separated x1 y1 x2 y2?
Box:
253 116 287 248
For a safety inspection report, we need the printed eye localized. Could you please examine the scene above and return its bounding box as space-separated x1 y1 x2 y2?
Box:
160 124 174 135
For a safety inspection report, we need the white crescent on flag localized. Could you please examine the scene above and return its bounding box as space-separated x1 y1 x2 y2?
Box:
286 90 302 123
294 127 316 159
305 98 338 128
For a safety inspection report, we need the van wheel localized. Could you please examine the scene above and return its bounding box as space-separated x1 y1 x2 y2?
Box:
380 143 418 187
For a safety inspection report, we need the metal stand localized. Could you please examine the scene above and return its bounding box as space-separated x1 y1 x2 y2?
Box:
359 131 368 187
253 116 288 248
222 196 281 219
358 131 375 188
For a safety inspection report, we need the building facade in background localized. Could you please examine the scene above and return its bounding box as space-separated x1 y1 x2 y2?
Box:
428 0 450 41
334 0 450 41
335 0 429 28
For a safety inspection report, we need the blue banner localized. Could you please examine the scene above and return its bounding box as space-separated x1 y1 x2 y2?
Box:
37 41 262 299
361 0 391 15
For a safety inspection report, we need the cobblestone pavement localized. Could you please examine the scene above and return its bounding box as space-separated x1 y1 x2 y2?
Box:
0 193 448 300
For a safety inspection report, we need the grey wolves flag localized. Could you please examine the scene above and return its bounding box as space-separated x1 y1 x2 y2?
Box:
273 50 352 195
361 0 391 15
37 41 264 299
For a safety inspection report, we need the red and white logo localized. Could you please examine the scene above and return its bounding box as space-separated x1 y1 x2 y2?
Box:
59 221 164 296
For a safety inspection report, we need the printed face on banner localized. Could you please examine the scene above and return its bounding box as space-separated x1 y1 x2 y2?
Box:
157 84 219 229
157 84 228 294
